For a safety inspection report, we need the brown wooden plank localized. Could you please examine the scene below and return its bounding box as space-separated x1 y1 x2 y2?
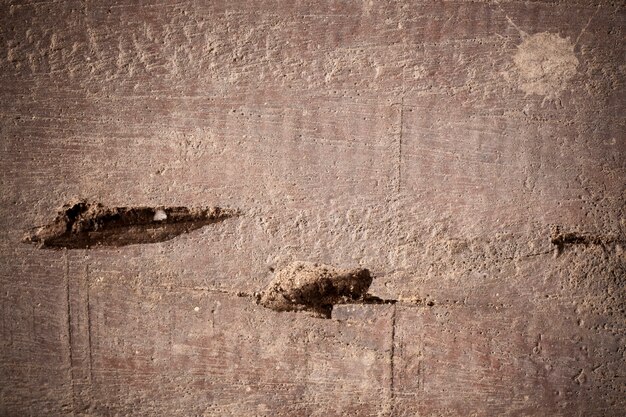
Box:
0 0 624 415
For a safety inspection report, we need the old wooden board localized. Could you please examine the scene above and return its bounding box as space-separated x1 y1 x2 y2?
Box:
1 0 624 416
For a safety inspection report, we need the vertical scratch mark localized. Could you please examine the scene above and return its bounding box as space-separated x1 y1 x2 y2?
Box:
389 303 397 416
85 263 93 385
419 356 424 394
168 309 175 358
64 249 76 416
31 304 36 344
1 294 9 347
397 23 406 196
397 97 404 193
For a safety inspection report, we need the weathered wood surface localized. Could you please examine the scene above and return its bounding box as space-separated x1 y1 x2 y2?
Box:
1 0 624 416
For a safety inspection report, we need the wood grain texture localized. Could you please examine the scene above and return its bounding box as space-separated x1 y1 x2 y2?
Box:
1 0 624 416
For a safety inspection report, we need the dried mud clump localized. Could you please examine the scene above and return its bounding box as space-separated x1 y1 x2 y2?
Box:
259 261 386 319
23 201 238 249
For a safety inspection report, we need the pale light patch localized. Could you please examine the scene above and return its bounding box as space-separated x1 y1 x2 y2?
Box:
153 209 167 221
513 32 579 99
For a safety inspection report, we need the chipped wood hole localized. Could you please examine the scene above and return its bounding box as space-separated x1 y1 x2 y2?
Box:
251 261 439 319
550 225 625 256
23 201 238 249
255 261 393 319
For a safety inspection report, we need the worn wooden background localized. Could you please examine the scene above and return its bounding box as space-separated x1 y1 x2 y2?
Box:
1 0 624 416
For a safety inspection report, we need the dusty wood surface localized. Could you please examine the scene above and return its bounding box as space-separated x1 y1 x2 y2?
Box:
1 0 624 416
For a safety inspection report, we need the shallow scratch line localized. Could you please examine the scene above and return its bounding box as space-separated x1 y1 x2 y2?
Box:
389 303 397 416
85 263 93 385
575 5 600 47
64 249 76 416
505 15 528 39
397 98 404 193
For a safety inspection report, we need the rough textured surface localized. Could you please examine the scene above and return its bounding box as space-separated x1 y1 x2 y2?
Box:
0 0 624 416
23 201 237 249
